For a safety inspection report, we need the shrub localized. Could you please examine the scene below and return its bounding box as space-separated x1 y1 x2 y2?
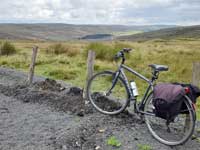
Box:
84 42 132 61
0 41 16 55
0 60 8 65
46 43 80 56
66 48 80 57
84 42 113 61
46 43 66 55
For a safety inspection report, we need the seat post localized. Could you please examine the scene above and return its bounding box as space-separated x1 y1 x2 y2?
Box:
151 70 159 82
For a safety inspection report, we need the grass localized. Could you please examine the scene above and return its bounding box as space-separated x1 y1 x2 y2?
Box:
0 39 200 119
106 136 121 147
46 43 81 56
192 135 200 143
137 144 153 150
0 41 16 55
84 42 132 61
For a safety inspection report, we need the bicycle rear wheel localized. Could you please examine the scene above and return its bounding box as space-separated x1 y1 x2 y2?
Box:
86 71 129 115
144 94 195 146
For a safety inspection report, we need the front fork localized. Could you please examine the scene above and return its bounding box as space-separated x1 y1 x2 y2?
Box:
105 70 121 96
107 68 139 112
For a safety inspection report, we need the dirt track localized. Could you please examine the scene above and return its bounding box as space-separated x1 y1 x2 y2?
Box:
0 67 200 150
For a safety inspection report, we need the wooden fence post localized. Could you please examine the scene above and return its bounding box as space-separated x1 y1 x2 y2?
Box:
185 62 200 128
28 46 38 84
192 62 200 87
84 50 95 100
86 50 95 83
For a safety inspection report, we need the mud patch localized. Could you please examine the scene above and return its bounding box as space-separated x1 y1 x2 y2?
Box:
0 79 84 115
91 92 122 112
33 78 65 92
0 78 126 116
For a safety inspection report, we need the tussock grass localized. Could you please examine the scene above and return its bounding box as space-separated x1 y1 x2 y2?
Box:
84 42 132 61
84 42 115 61
46 43 66 55
1 39 199 86
0 41 16 55
46 43 81 56
137 143 153 150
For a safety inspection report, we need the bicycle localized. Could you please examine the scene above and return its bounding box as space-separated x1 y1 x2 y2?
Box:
86 48 196 146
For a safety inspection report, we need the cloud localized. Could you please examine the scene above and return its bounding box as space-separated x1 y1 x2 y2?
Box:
0 0 199 25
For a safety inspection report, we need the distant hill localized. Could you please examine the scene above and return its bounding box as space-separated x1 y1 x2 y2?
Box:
0 24 176 41
118 25 200 41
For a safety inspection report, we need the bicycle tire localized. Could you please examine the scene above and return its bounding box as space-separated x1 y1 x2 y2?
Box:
86 71 130 115
144 93 195 146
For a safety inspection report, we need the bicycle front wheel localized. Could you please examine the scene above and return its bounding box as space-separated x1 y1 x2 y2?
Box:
144 93 195 146
86 71 129 115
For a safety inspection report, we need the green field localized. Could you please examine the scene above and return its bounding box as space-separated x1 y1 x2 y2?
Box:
0 39 200 119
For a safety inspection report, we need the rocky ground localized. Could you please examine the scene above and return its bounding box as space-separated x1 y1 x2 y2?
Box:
0 67 200 150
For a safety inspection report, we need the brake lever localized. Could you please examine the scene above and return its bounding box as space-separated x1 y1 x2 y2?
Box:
123 48 132 53
114 51 123 60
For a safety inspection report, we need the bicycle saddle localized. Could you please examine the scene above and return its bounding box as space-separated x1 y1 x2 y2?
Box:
149 64 169 71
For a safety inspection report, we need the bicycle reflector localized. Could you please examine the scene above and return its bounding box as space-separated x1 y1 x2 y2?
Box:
184 87 197 111
185 87 190 94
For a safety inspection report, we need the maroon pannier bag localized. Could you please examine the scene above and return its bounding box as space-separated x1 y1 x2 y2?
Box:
153 83 185 122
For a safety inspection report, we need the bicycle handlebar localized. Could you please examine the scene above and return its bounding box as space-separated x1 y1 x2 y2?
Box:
114 48 133 61
123 48 132 53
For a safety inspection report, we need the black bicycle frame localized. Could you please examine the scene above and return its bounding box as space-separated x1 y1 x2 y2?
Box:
113 64 155 115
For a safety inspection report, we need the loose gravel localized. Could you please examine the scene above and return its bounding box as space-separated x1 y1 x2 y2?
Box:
0 67 200 150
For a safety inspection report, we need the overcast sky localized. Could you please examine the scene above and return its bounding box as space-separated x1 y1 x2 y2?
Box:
0 0 199 25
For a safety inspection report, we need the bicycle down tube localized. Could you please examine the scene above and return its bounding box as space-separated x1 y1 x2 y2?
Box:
117 64 154 115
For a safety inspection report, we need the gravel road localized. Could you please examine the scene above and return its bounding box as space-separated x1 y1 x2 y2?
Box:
0 67 200 150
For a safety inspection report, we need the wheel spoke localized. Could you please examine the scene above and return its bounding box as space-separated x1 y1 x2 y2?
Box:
144 94 195 145
87 71 129 115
